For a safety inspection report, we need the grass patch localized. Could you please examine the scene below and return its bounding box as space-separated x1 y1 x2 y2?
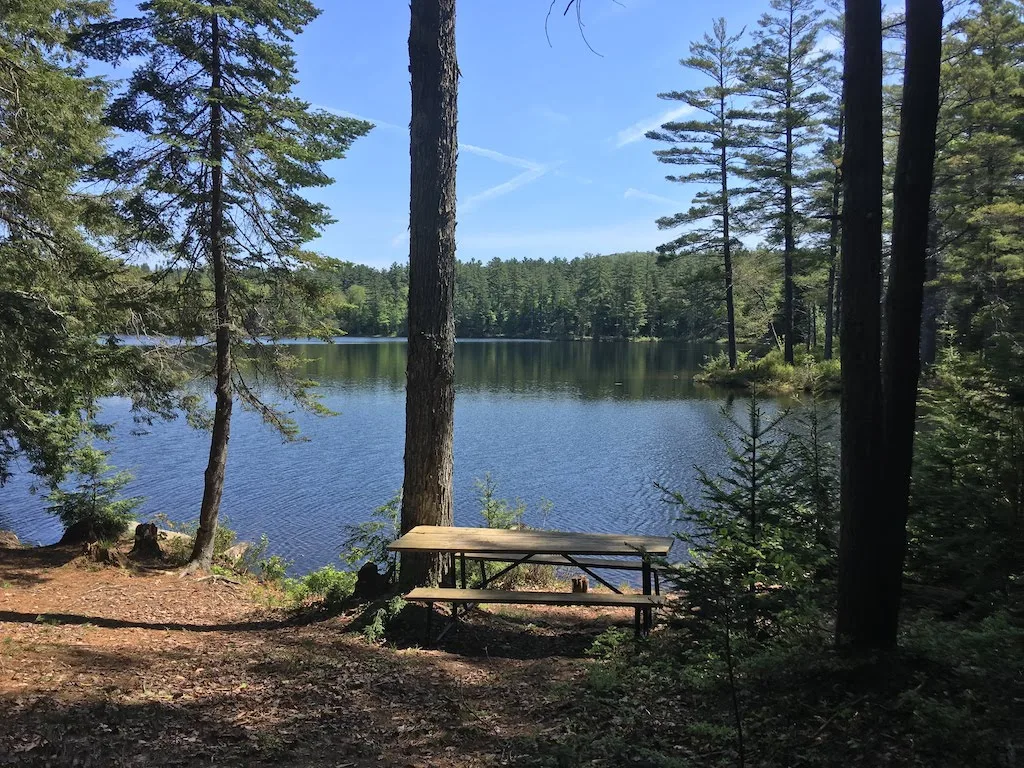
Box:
695 348 841 393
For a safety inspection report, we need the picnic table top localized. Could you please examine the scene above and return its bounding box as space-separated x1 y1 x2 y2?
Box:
386 525 674 557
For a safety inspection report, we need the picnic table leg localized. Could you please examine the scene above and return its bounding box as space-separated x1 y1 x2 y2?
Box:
479 560 487 587
460 553 467 589
634 607 641 638
641 558 653 635
426 602 434 646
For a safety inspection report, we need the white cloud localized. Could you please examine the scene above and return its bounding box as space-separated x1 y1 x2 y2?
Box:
459 144 550 212
460 143 544 171
312 104 405 132
462 167 548 213
815 34 843 54
314 105 553 212
390 230 409 249
624 187 681 208
614 105 694 147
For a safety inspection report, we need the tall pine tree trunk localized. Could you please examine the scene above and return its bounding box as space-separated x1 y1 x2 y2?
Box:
782 15 796 366
721 104 738 370
878 0 943 646
824 108 845 361
784 124 796 365
836 0 885 648
191 10 231 569
400 0 458 589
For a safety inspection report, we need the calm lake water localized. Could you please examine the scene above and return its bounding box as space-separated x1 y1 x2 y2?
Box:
0 339 771 574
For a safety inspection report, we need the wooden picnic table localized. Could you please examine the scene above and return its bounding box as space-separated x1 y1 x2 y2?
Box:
387 525 674 640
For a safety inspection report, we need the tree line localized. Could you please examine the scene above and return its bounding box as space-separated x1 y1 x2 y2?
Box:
137 248 787 343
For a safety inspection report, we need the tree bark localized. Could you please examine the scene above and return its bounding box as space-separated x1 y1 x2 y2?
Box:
835 0 885 648
191 10 231 569
400 0 458 590
878 0 944 646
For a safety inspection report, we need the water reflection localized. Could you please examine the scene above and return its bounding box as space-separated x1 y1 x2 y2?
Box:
300 339 722 400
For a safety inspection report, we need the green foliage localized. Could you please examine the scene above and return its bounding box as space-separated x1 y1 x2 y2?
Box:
784 391 839 574
230 534 292 583
154 514 237 566
78 0 373 439
476 474 527 529
341 491 401 578
909 350 1024 596
934 0 1024 371
45 442 142 541
292 566 357 610
523 610 1023 768
361 596 407 644
662 395 831 638
696 348 841 392
476 474 553 530
0 0 187 486
474 476 557 589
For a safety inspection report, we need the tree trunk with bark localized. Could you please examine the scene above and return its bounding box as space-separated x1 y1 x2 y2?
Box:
835 0 885 648
191 11 231 569
877 0 944 647
400 0 458 590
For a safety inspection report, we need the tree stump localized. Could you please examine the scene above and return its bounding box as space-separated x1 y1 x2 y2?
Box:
129 523 163 561
572 576 589 593
354 562 389 600
84 541 129 568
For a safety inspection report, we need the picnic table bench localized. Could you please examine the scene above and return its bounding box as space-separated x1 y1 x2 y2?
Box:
387 526 674 642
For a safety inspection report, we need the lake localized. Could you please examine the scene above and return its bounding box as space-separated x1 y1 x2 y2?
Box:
0 339 766 574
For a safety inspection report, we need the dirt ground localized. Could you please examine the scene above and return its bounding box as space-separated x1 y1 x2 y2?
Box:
0 544 640 767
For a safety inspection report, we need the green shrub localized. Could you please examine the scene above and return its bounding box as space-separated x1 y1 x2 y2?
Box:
285 565 357 610
696 348 840 393
258 554 291 583
46 444 141 541
342 491 401 579
909 350 1024 595
361 596 407 644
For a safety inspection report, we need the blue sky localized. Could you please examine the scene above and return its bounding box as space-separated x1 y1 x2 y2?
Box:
289 0 788 268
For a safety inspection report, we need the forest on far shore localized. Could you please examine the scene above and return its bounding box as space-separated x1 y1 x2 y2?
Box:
135 250 784 343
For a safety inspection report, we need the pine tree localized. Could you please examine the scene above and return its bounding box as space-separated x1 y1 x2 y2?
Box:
400 0 458 589
646 19 748 368
81 0 371 568
932 0 1024 376
837 0 945 650
835 0 885 649
736 0 833 364
664 395 811 637
0 0 182 485
804 16 845 360
46 442 142 542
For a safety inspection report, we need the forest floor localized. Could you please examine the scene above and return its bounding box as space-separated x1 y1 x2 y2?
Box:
0 542 635 767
